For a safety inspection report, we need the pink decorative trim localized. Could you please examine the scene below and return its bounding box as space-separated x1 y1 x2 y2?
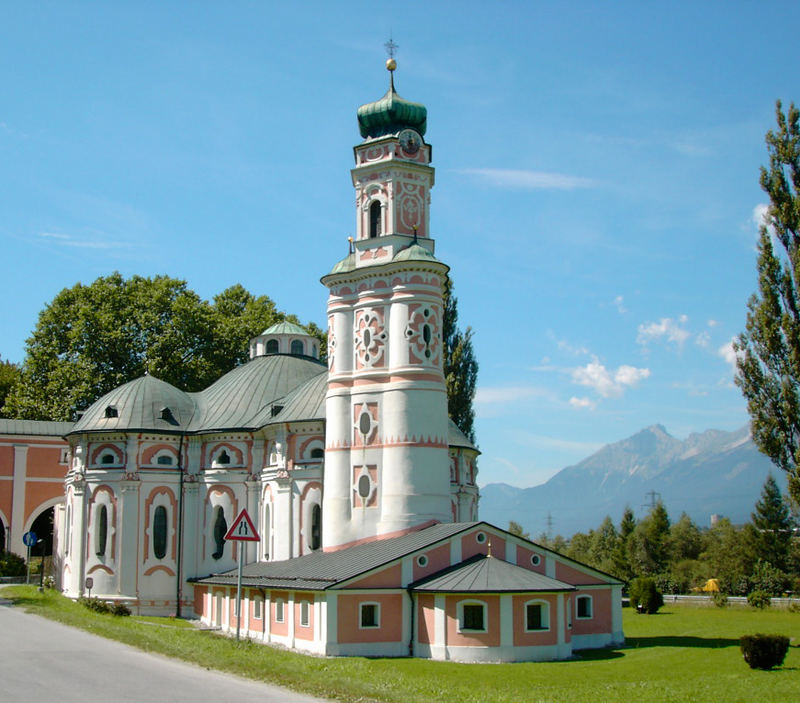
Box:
87 564 114 575
144 565 176 577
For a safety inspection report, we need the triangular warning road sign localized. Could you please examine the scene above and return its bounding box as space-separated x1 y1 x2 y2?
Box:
224 509 260 542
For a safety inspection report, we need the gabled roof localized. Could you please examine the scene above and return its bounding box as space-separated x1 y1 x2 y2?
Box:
410 553 574 593
447 419 479 452
194 522 479 590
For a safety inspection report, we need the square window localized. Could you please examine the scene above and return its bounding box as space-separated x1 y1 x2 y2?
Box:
360 603 379 628
462 604 485 631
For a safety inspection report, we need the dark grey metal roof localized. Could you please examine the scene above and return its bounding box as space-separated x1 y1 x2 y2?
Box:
70 375 196 435
447 419 479 452
0 419 74 437
190 355 326 432
410 553 574 593
267 371 328 425
195 522 481 590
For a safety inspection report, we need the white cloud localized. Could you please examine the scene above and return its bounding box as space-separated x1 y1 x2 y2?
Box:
613 295 627 314
637 316 690 347
38 231 129 250
569 396 596 410
752 203 770 231
718 338 742 371
571 357 650 398
707 319 719 328
457 168 597 190
547 331 589 357
695 331 710 348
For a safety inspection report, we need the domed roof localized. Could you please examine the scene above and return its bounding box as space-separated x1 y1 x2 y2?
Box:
268 371 328 425
70 374 196 434
260 321 309 336
393 242 441 263
357 67 427 139
328 252 356 275
190 354 326 432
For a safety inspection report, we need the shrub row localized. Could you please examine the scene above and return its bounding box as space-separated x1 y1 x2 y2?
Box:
78 596 131 616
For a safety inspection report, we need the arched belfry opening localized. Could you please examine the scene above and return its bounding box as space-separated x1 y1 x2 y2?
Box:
369 200 382 238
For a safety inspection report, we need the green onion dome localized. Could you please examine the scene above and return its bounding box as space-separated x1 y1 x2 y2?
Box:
357 62 427 139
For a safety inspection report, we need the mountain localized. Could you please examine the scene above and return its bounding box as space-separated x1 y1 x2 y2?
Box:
479 424 785 538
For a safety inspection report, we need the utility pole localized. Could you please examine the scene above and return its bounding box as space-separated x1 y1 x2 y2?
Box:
642 490 661 512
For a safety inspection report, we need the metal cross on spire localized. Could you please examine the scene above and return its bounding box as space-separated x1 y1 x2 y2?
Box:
384 37 399 60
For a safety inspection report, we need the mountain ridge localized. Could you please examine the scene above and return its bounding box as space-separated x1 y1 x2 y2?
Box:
478 424 784 537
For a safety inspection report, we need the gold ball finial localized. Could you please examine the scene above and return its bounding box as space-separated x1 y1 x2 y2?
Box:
386 58 396 71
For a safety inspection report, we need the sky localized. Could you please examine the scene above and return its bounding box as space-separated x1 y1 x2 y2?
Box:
1 2 797 491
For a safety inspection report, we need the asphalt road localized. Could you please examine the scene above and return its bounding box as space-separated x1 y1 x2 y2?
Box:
0 599 329 703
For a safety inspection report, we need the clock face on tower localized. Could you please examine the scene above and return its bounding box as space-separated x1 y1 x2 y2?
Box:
398 129 421 155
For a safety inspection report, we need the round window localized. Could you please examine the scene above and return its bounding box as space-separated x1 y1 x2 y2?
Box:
359 411 372 436
416 554 428 567
531 554 541 566
476 531 486 544
358 474 371 499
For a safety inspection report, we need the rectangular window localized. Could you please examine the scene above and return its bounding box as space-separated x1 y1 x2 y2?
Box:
360 603 379 628
300 600 310 627
253 597 263 620
577 595 592 619
462 604 485 631
275 599 284 623
526 603 543 630
233 596 239 617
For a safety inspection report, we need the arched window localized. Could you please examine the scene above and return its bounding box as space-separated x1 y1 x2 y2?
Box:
100 453 115 465
153 506 168 559
310 504 321 551
263 504 270 559
104 406 118 418
290 339 304 355
212 507 227 560
216 450 230 466
95 505 108 556
266 339 279 354
369 200 382 238
524 600 550 631
310 447 324 459
157 454 174 466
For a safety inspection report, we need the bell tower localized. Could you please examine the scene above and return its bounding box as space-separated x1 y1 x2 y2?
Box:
321 59 451 549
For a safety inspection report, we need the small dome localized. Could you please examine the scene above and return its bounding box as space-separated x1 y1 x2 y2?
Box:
393 242 440 263
260 321 309 336
70 375 195 434
329 252 356 274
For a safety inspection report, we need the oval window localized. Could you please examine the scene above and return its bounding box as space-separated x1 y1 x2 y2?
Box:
363 328 372 347
476 531 487 544
531 554 541 566
416 554 428 567
422 324 431 344
359 412 371 436
358 474 371 499
153 506 167 559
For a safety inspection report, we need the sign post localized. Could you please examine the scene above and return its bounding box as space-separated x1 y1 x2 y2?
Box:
22 531 37 584
224 509 260 641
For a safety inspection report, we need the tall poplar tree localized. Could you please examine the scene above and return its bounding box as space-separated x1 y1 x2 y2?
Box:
735 101 800 504
442 275 479 444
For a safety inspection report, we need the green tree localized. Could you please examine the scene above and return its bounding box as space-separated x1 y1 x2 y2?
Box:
669 513 703 562
735 101 800 505
701 518 754 595
0 357 22 418
508 520 530 540
442 275 478 443
629 502 671 576
589 516 618 574
2 273 305 420
612 506 637 580
749 474 793 572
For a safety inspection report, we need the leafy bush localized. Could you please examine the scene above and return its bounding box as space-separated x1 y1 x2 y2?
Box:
78 596 112 614
740 633 790 669
787 601 800 614
711 592 729 608
111 601 131 616
629 577 664 614
0 550 26 577
747 590 772 609
749 560 790 596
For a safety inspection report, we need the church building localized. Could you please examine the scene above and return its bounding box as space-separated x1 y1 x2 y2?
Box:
21 59 623 662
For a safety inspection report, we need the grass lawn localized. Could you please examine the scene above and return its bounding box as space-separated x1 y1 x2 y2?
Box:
2 586 798 703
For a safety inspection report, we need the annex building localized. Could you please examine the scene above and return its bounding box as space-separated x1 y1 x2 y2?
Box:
1 60 623 662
